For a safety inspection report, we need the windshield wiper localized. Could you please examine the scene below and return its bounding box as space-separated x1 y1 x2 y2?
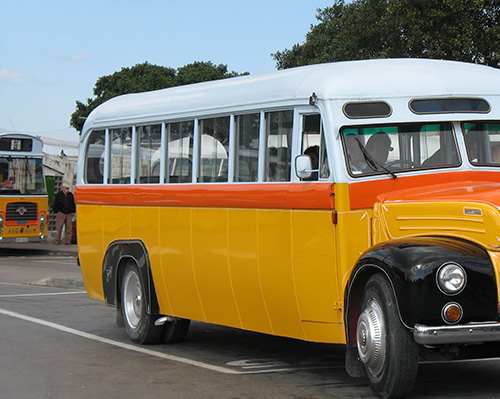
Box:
355 138 397 179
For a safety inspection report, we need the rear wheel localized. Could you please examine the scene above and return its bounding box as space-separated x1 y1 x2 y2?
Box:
121 263 162 344
357 273 419 399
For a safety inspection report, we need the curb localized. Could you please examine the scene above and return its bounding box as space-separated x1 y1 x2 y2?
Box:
29 277 85 289
0 247 78 258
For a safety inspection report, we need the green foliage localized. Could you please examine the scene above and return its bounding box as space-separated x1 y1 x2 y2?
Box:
175 61 242 86
71 61 247 132
273 0 500 69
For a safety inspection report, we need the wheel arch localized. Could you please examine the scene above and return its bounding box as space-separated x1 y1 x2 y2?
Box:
345 262 401 347
344 235 496 347
102 240 160 316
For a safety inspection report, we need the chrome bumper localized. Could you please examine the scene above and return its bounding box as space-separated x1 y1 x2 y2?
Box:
414 322 500 345
0 235 46 243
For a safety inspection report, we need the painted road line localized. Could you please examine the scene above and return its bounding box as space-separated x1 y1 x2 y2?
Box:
0 307 335 375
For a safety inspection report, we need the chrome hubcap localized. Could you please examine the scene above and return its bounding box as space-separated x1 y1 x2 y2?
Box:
357 299 387 377
123 271 142 329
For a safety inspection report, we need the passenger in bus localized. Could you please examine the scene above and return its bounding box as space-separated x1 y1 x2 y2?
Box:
364 132 393 170
422 146 458 167
492 145 500 164
304 145 319 180
422 135 459 166
422 148 444 166
466 130 482 162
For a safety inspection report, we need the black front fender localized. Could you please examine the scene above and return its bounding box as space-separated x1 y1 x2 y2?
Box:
347 236 498 335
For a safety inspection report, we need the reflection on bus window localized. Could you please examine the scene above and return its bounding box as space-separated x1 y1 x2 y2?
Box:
138 125 161 184
0 158 46 194
235 113 259 182
199 117 229 182
85 130 105 184
111 127 132 184
463 122 500 165
166 120 194 183
265 110 293 182
342 123 460 176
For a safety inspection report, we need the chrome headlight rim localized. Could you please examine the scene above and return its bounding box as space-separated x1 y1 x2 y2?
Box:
436 262 467 295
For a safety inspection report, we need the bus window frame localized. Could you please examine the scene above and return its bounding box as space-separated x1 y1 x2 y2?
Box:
83 106 328 186
341 121 462 178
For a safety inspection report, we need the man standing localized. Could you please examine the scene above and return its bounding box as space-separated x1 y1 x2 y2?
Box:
53 182 76 245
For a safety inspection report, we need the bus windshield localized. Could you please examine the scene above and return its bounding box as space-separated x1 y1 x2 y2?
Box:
0 157 47 195
342 122 461 177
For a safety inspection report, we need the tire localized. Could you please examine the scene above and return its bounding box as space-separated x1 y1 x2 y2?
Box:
161 318 191 344
121 263 162 344
356 273 419 399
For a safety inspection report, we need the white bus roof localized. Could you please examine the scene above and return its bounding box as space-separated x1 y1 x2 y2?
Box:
83 58 500 130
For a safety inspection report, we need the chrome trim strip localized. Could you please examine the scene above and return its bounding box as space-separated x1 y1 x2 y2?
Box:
414 322 500 345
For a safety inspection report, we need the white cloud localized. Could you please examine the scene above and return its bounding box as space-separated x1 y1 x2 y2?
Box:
68 54 90 62
0 68 28 83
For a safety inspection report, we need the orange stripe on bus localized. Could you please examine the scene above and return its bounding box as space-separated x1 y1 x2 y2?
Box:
349 171 500 209
75 183 335 210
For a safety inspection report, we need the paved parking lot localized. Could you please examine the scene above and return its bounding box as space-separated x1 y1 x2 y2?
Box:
3 245 500 398
0 279 355 399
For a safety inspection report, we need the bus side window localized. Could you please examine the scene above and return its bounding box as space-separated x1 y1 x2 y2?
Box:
301 114 329 180
199 117 230 183
265 110 293 182
235 113 259 182
85 130 105 184
137 125 161 184
166 121 194 183
111 127 132 184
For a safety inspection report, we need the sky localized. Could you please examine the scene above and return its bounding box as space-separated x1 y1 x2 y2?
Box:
1 1 334 155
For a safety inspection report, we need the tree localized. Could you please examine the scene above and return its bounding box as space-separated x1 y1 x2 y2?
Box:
273 0 500 69
175 61 241 86
71 61 246 132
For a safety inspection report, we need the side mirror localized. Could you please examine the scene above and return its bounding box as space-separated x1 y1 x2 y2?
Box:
295 155 312 179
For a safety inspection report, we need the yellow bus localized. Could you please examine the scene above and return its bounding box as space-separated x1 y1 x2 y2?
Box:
76 59 500 398
0 133 48 243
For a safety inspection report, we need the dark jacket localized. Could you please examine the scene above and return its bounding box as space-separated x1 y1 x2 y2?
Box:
53 190 76 214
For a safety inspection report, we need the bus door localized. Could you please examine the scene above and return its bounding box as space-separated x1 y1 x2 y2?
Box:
293 112 343 340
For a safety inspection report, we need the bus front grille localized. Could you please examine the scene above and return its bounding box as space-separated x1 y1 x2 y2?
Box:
5 202 38 222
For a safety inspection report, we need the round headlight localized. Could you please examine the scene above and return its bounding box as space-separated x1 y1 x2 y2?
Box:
437 262 467 295
39 213 46 231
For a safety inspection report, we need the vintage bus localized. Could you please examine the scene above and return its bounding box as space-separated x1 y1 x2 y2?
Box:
0 133 48 243
76 59 500 398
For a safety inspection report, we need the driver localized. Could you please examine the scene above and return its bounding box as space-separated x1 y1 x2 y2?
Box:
365 132 393 170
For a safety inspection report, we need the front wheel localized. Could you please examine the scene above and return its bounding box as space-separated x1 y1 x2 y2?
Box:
121 263 162 344
357 273 419 399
